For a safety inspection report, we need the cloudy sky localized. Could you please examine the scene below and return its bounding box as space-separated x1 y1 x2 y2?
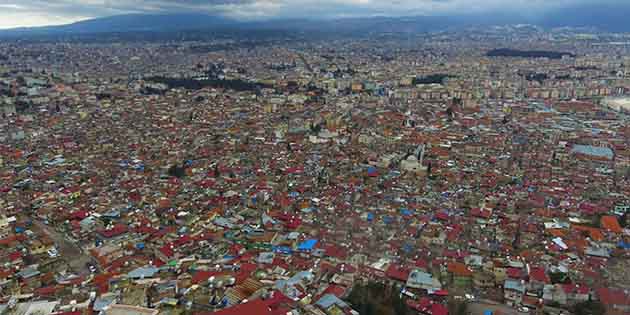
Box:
0 0 617 29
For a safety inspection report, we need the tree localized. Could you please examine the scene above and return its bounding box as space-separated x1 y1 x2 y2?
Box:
448 299 469 315
310 123 322 134
413 74 452 85
584 184 606 202
391 290 408 315
347 282 410 315
445 107 454 120
573 300 605 315
549 272 570 284
168 164 186 178
619 211 628 228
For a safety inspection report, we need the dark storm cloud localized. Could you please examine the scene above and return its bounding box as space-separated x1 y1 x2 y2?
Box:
0 0 624 28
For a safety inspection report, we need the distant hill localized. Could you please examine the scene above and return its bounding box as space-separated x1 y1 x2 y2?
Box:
60 13 235 33
534 3 630 33
0 13 236 37
2 4 630 39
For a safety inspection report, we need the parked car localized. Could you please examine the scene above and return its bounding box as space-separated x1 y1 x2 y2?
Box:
47 248 59 258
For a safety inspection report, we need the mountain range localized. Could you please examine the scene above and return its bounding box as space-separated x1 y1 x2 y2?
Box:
1 3 629 38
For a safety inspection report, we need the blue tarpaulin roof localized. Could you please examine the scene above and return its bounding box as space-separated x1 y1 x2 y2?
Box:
403 243 413 253
618 241 630 249
367 213 374 221
367 166 378 176
298 239 318 251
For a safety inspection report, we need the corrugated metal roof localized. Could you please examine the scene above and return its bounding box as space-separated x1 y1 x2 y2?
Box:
571 145 613 159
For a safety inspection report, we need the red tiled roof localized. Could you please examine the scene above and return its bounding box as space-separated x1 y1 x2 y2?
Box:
159 243 175 258
192 270 226 284
35 285 59 296
173 234 193 246
0 234 26 246
562 284 589 295
600 216 623 234
271 257 289 270
97 224 128 238
432 290 449 296
147 226 176 241
266 290 292 309
415 258 429 270
447 262 472 277
69 210 89 220
313 285 347 302
529 267 549 283
322 244 347 260
471 208 491 219
336 263 356 274
134 225 158 235
435 212 449 221
431 303 448 315
9 251 22 261
407 297 432 312
572 225 604 241
508 269 524 281
385 265 410 282
596 287 630 307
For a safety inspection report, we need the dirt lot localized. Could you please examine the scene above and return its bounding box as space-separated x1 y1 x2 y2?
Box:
33 219 94 275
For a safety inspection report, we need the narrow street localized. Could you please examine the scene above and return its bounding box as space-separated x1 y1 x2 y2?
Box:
296 51 314 73
33 219 93 275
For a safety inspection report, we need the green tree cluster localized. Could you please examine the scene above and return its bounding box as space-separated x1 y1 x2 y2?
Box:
347 282 409 315
572 300 605 315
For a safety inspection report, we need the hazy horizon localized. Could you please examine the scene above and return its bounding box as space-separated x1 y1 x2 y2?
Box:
0 0 626 30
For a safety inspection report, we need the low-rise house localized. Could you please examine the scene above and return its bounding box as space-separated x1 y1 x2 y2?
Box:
473 272 495 288
504 279 526 305
544 284 568 305
91 244 124 268
561 284 590 305
104 304 159 315
596 287 630 315
315 294 358 315
126 266 159 280
447 262 473 288
406 269 442 291
528 266 550 293
493 265 508 285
